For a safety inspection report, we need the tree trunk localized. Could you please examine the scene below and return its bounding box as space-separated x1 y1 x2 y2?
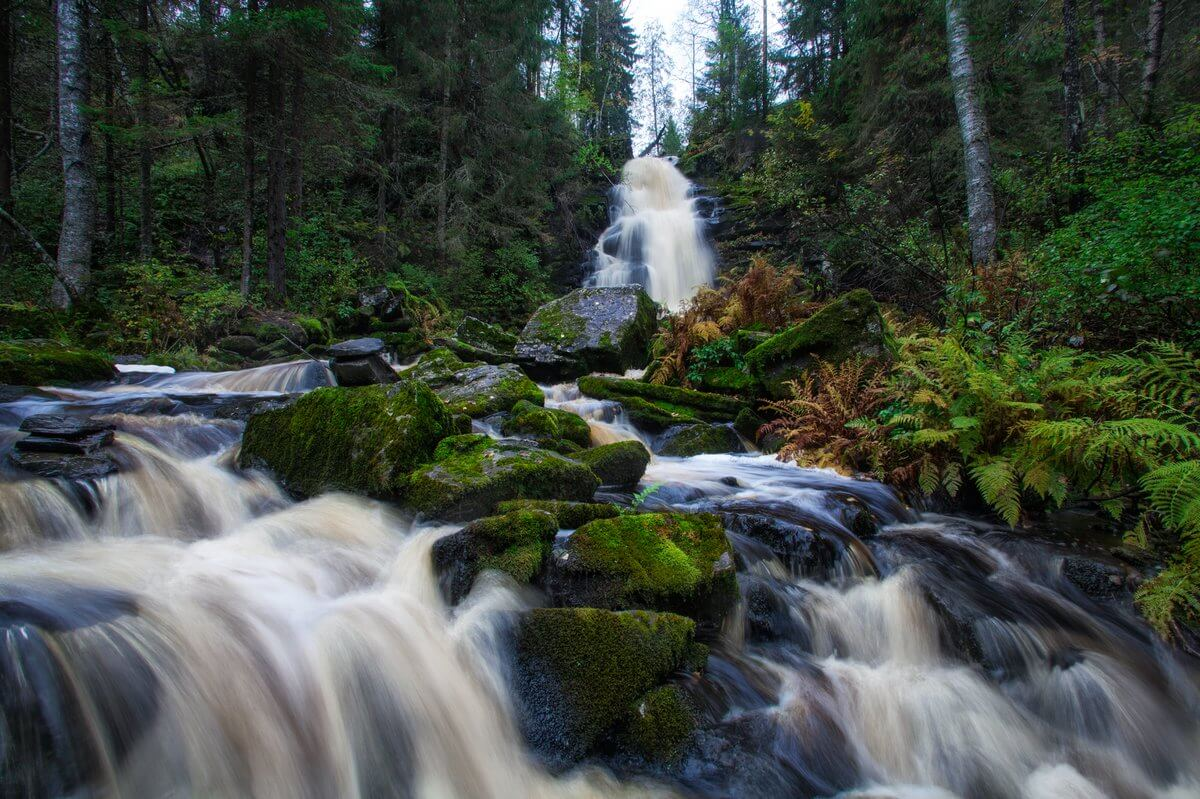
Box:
1139 0 1165 125
54 0 95 307
436 19 454 259
137 0 153 259
240 0 259 299
265 53 287 305
1062 0 1084 154
102 35 116 238
762 0 769 121
287 67 304 219
945 0 997 266
1091 0 1113 134
0 0 12 215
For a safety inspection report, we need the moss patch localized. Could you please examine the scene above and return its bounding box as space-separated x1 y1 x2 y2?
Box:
0 340 115 386
414 349 542 417
515 608 696 759
501 399 592 448
577 375 747 431
745 289 888 399
238 380 452 498
655 423 742 457
696 365 760 396
575 440 650 486
621 684 696 762
432 508 558 601
495 499 620 528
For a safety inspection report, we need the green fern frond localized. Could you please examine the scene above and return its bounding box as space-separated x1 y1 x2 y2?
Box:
970 456 1022 526
1141 460 1200 538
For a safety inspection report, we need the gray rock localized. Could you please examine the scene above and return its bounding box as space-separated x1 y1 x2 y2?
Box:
329 337 386 359
18 414 114 438
654 423 742 457
515 286 658 379
217 335 261 357
15 430 114 455
9 450 119 480
329 354 398 386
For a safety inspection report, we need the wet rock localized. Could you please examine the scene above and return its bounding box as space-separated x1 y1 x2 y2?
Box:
216 334 260 357
745 289 890 399
238 380 453 499
329 337 385 358
515 286 658 379
1062 556 1127 600
13 430 113 455
437 317 518 364
501 399 592 448
577 375 748 431
494 499 621 529
431 509 558 604
18 414 113 439
848 507 878 540
8 414 120 478
655 423 742 457
412 350 542 417
8 450 120 480
575 440 650 487
405 435 600 521
620 684 697 762
0 340 115 386
546 512 738 629
514 607 700 763
328 338 397 387
722 513 839 577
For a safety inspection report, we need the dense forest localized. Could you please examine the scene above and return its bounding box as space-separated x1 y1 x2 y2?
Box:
1 0 1199 636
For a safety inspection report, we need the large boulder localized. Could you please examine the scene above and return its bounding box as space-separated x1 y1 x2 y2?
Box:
576 375 748 431
515 286 658 379
654 423 742 457
431 509 558 604
406 435 600 521
494 499 621 529
436 317 518 365
238 380 453 498
514 607 701 762
501 399 592 450
328 337 398 386
411 348 542 417
745 289 889 399
0 340 115 386
547 512 738 627
575 440 650 487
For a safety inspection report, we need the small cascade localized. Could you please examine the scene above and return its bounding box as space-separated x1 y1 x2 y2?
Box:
588 157 716 312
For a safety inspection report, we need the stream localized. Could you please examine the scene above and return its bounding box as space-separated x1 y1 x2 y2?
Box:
1 362 1198 798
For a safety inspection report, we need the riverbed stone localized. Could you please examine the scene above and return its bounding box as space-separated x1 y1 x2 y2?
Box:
655 423 742 457
514 607 699 762
745 289 889 399
494 499 621 529
411 348 542 417
238 380 452 499
329 337 386 358
576 375 747 431
0 340 115 386
431 509 558 603
501 400 592 449
547 511 738 628
515 286 658 379
406 436 600 521
575 440 650 487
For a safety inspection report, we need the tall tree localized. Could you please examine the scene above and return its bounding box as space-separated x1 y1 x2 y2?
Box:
637 21 673 151
1063 0 1084 154
0 0 11 216
54 0 95 307
265 46 287 304
1091 0 1114 134
945 0 997 266
580 0 637 164
136 0 153 258
241 0 261 298
1139 0 1166 124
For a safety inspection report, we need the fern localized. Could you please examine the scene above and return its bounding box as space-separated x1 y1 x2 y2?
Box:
970 457 1022 526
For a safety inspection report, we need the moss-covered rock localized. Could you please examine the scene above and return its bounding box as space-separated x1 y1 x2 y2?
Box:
501 399 592 448
745 289 889 399
516 286 658 379
411 348 542 417
440 316 518 364
431 509 558 603
0 340 115 386
0 304 66 339
407 439 600 521
495 499 621 529
621 684 697 762
655 423 742 457
515 608 696 761
575 440 650 486
548 512 738 627
577 375 747 431
238 380 452 498
696 365 760 396
733 407 763 442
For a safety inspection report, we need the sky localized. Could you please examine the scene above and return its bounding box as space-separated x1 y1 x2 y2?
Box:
624 0 786 150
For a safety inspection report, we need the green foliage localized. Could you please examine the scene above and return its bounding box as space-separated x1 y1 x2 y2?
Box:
442 241 552 326
687 337 743 384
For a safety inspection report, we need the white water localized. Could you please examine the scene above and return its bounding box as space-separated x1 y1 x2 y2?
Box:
589 157 715 312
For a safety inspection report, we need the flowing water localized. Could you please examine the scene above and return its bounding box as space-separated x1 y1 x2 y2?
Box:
2 360 1198 798
587 157 716 312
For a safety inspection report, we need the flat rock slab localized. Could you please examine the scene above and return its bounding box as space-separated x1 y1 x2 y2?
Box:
18 414 115 438
329 337 385 359
15 430 114 455
9 450 119 480
330 354 398 386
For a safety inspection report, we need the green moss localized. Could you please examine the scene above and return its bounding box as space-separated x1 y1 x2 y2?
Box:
0 304 66 339
0 340 114 386
516 608 696 757
433 433 492 460
416 349 542 417
407 440 601 521
744 289 888 399
697 366 760 396
576 440 650 486
411 347 468 384
622 685 696 762
467 508 558 584
502 399 592 447
529 302 587 345
577 375 747 430
656 423 741 457
495 499 621 528
238 380 452 498
734 407 763 441
563 512 737 617
296 316 331 345
378 330 428 359
456 316 517 351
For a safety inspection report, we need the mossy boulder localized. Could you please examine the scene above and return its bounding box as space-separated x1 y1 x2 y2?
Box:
406 438 600 521
621 684 697 762
655 423 742 457
575 440 650 487
501 399 592 448
238 380 452 498
577 375 748 431
0 340 115 386
411 348 541 417
695 365 760 396
514 608 698 761
439 316 518 364
548 512 738 627
516 286 658 379
495 499 621 529
745 289 889 399
431 509 558 603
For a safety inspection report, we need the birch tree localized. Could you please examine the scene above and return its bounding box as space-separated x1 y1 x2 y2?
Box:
54 0 95 307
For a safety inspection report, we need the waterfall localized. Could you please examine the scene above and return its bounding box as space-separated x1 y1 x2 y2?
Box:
588 157 716 312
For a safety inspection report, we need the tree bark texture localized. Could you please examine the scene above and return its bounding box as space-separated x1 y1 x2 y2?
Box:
54 0 95 307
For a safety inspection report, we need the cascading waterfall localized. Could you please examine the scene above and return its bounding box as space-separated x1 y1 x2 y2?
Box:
2 363 1198 798
588 157 716 312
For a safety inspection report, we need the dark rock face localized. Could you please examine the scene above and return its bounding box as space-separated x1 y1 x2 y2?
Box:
722 512 840 578
1062 557 1128 600
8 415 120 479
329 337 385 358
655 423 742 457
216 335 260 357
328 338 397 387
575 440 650 486
430 509 558 604
515 286 658 379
